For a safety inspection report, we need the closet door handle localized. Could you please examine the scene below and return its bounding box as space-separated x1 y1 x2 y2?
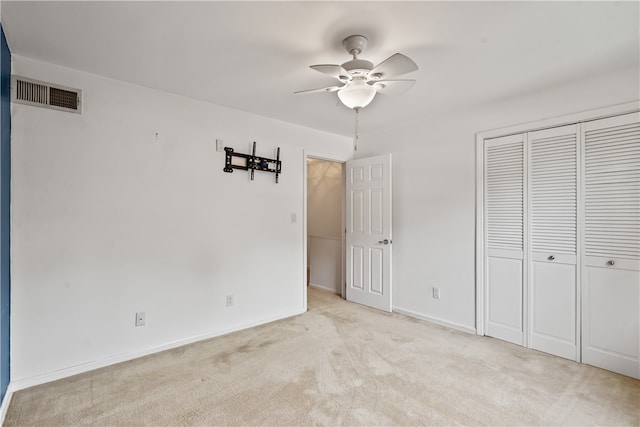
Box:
547 255 555 261
378 239 390 245
607 260 615 266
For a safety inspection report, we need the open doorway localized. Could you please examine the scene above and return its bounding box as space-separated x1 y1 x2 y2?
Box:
306 157 345 301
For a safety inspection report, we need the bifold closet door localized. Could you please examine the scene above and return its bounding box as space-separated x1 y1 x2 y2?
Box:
484 134 524 345
528 125 578 360
582 112 640 379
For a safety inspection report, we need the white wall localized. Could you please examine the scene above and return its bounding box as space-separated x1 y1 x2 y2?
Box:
356 65 640 332
10 51 638 386
10 55 351 386
307 159 343 293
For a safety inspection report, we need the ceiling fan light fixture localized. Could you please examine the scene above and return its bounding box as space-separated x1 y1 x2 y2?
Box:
337 79 376 109
298 34 418 113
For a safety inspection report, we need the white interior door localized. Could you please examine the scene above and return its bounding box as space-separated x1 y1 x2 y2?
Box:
582 112 640 379
484 134 525 346
528 124 578 360
346 154 392 312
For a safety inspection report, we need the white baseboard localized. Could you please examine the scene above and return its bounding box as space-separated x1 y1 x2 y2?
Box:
392 306 476 335
11 308 305 391
308 283 341 294
0 384 14 425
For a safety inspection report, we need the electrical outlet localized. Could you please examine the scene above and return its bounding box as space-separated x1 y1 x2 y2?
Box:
291 213 297 223
432 287 440 299
226 295 234 307
135 312 146 327
216 139 224 152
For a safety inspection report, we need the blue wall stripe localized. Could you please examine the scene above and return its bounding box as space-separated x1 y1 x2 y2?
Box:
0 23 11 402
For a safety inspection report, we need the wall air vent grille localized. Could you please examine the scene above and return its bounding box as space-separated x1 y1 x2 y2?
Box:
16 78 48 105
49 86 79 110
12 76 81 113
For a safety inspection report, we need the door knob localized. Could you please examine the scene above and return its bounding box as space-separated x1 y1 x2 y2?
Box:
548 255 555 261
607 260 615 266
378 239 389 245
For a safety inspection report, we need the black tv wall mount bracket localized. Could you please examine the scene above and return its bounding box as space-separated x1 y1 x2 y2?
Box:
223 141 282 183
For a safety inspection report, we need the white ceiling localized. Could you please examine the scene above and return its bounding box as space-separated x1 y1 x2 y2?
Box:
3 1 639 137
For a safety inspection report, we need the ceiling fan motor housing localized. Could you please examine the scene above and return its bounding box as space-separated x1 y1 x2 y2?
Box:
342 59 374 77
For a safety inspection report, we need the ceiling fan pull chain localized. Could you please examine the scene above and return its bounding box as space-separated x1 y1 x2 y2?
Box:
354 107 359 151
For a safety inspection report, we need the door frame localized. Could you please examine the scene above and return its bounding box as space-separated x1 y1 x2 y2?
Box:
475 101 639 336
303 150 350 310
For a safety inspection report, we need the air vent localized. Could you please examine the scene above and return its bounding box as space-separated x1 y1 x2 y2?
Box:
12 76 81 113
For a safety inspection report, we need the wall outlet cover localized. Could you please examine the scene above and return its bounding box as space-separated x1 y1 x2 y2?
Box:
135 312 146 327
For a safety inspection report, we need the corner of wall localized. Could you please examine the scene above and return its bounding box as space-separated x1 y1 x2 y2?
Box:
0 383 13 425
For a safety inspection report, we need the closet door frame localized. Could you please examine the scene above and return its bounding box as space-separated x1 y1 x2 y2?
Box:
476 101 639 337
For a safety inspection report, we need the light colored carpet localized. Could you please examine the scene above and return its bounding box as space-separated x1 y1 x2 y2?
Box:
5 287 639 426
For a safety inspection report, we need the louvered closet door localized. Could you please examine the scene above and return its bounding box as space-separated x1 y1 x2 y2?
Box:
528 125 578 360
582 112 640 379
484 134 525 345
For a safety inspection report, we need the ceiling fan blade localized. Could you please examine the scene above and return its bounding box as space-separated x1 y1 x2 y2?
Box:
294 85 343 95
371 79 416 95
369 53 418 79
310 64 351 81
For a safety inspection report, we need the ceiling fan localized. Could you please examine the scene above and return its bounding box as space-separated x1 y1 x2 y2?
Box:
296 35 419 110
